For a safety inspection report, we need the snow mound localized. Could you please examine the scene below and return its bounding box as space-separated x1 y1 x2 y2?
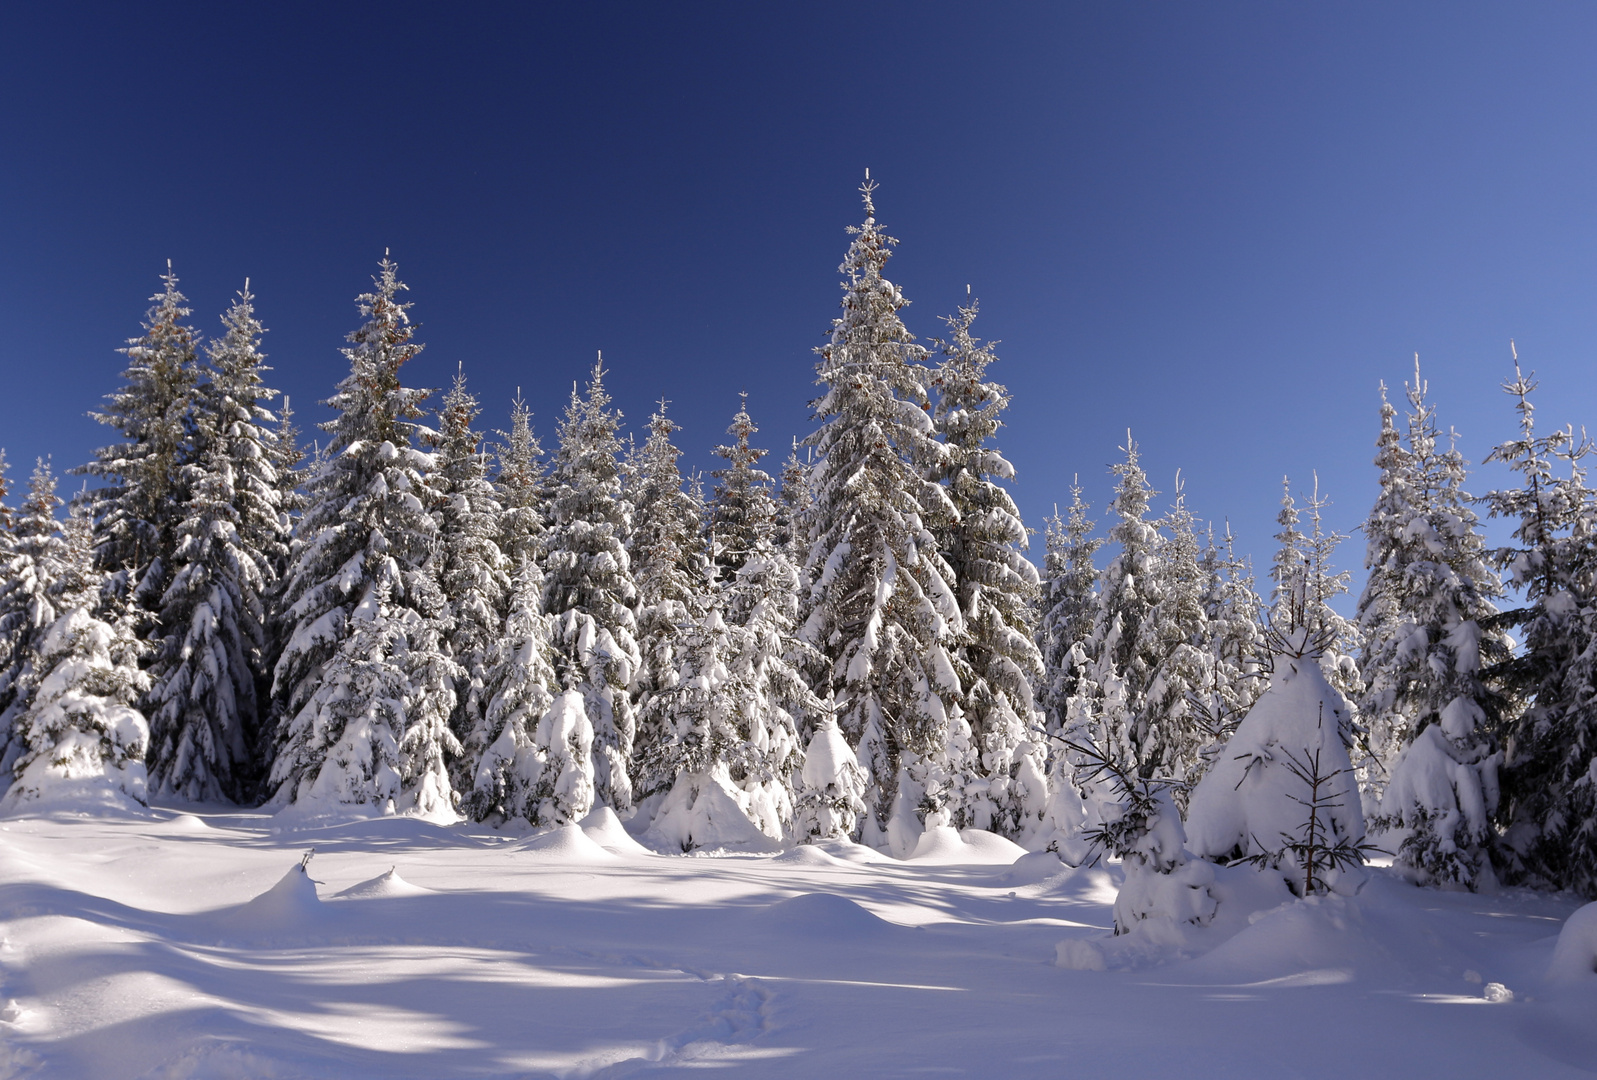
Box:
332 867 430 899
958 829 1028 863
0 775 151 819
1547 901 1597 983
1000 851 1070 888
759 892 894 938
209 864 331 938
771 844 846 867
580 806 651 856
907 826 1027 864
1178 893 1381 983
166 814 210 831
807 838 890 864
518 823 618 862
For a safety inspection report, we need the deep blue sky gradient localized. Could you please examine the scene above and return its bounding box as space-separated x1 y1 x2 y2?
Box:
5 3 1597 594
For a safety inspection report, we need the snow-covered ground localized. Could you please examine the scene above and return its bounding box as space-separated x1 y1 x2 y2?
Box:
0 806 1591 1079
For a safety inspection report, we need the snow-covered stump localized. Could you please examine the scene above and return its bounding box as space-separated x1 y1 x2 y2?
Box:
1186 638 1372 897
794 715 867 843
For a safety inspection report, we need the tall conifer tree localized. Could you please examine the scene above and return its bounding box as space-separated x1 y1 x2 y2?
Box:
1483 353 1597 894
929 301 1047 836
800 180 964 853
270 258 459 817
79 265 199 611
542 358 641 812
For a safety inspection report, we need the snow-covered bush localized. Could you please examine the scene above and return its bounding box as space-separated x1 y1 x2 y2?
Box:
1187 635 1373 897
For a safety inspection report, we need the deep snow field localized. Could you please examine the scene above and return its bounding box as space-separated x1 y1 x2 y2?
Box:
0 806 1593 1080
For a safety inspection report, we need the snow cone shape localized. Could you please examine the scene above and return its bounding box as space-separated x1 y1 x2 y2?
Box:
334 867 429 899
1547 901 1597 983
794 715 867 842
216 860 328 937
1186 640 1368 896
647 764 777 853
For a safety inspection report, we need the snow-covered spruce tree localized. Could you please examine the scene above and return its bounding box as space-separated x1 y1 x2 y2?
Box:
145 283 289 803
627 402 709 801
269 258 460 819
0 459 69 786
1269 476 1362 704
1 499 151 811
1483 354 1597 894
775 440 813 559
493 392 549 574
429 370 510 795
799 180 964 854
1140 473 1214 796
1037 482 1101 736
78 264 199 612
1082 436 1169 777
542 358 641 813
1358 367 1508 889
1191 523 1264 761
709 393 777 582
929 301 1047 838
642 399 822 845
467 557 571 824
640 606 777 850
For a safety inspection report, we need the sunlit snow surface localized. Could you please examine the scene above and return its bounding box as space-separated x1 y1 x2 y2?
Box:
0 806 1590 1079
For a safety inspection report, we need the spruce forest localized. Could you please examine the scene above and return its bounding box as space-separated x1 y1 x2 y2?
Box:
2 181 1593 901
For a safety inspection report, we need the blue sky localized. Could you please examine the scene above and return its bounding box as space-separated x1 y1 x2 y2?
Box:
4 3 1597 592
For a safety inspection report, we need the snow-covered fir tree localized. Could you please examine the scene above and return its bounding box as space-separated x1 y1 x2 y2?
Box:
645 397 822 844
493 392 548 573
1359 366 1507 889
793 706 868 842
0 459 69 787
800 180 964 854
1269 476 1362 703
430 370 510 795
1140 473 1214 794
1037 482 1101 736
145 283 287 803
1081 437 1168 777
1 500 150 811
542 358 641 813
929 301 1047 838
270 258 460 819
627 402 709 800
709 393 776 581
775 440 813 558
1191 523 1264 760
78 264 199 612
467 557 566 823
1483 353 1597 895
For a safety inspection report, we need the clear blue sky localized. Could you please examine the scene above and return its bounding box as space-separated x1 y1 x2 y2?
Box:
5 3 1597 592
